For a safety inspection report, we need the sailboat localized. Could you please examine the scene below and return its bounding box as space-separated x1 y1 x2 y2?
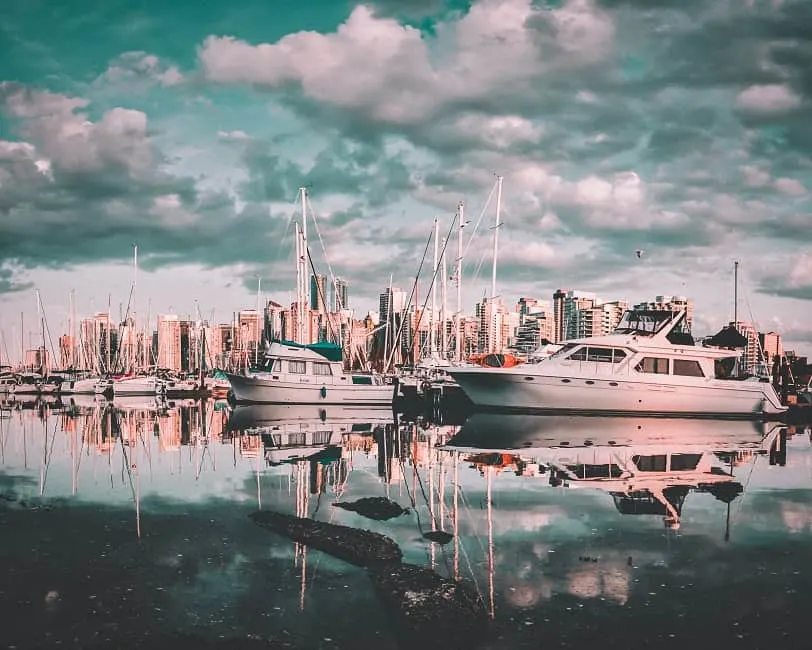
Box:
225 189 392 406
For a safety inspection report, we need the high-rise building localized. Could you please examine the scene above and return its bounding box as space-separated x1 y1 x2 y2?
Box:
311 274 328 313
379 287 407 323
264 300 284 342
238 310 262 350
731 321 760 372
760 331 783 365
332 277 349 312
563 290 597 340
476 297 508 353
553 289 568 343
157 314 181 371
59 335 76 369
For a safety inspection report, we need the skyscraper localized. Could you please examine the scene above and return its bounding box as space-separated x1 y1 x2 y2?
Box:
332 277 349 312
311 274 328 313
157 314 181 371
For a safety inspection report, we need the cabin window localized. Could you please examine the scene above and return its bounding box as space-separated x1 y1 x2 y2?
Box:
669 453 702 471
261 359 281 372
633 454 667 472
568 346 627 363
635 357 669 374
673 359 704 377
714 357 737 379
288 360 306 374
550 343 579 358
352 376 373 385
313 362 332 376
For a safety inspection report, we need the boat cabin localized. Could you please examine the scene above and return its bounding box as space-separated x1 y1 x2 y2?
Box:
252 341 385 385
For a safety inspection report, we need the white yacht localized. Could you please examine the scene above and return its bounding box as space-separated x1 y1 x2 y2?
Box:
225 341 394 406
447 310 787 419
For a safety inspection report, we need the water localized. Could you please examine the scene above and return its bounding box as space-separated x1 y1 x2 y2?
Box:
1 396 811 649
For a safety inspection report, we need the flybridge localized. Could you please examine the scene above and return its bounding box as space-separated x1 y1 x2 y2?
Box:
612 310 686 338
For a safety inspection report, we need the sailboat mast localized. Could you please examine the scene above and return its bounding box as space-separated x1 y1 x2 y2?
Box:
300 187 310 344
255 276 261 364
431 217 438 355
441 236 447 359
36 290 46 376
131 244 138 373
106 294 111 374
491 176 503 301
733 260 739 324
295 222 303 344
454 201 465 361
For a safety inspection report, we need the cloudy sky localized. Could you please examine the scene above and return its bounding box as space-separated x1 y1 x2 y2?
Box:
1 0 811 359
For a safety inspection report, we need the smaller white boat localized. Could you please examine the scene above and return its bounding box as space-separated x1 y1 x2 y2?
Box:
226 341 393 406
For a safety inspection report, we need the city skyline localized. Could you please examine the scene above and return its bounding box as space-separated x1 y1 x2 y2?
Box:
1 0 811 356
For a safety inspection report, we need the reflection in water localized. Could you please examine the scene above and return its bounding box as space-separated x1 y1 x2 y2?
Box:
1 395 811 648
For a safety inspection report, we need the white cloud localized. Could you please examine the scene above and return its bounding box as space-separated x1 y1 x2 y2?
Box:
774 177 806 196
740 165 770 187
735 84 801 113
453 114 543 149
217 130 250 141
1 86 153 176
97 51 184 89
198 0 614 125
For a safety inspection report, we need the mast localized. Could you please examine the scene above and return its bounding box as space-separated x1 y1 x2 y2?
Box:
491 175 503 301
36 290 46 377
132 244 137 373
69 290 75 369
733 260 739 324
106 294 111 374
255 275 261 364
295 222 303 344
300 187 310 344
383 274 392 373
20 312 23 370
456 202 464 362
431 217 438 355
441 236 448 359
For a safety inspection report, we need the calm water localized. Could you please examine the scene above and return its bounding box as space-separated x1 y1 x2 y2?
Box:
1 395 812 649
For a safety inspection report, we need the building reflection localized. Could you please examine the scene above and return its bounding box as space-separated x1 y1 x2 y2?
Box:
0 396 803 616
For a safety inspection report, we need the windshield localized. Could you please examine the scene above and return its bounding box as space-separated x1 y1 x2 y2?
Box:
614 310 677 336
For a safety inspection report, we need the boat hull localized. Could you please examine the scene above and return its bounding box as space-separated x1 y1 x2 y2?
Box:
226 373 394 406
447 368 787 419
113 377 165 397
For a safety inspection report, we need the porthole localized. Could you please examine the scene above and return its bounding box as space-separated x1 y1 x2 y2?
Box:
561 378 571 383
585 380 595 385
609 382 618 387
524 376 534 381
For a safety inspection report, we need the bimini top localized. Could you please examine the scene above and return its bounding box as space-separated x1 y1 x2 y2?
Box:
269 339 343 362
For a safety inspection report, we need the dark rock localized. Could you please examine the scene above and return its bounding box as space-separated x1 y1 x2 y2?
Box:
422 530 454 545
369 563 488 650
249 511 402 567
332 496 409 521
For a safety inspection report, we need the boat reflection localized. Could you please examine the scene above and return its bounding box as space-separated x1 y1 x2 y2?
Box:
442 413 784 531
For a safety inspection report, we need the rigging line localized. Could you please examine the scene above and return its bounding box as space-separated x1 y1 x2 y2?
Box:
39 412 59 496
461 179 498 265
406 213 459 358
384 227 434 372
305 195 342 309
306 250 340 344
110 284 135 374
396 454 450 572
37 297 59 371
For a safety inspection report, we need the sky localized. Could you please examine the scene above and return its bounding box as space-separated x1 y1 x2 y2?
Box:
1 0 811 361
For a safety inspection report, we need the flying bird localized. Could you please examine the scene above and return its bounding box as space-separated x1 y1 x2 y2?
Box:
635 249 645 259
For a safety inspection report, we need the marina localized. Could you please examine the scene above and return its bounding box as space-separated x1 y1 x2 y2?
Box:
2 1 812 648
1 397 812 648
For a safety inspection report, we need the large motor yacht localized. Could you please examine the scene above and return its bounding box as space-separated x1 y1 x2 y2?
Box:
447 310 787 419
225 341 394 406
